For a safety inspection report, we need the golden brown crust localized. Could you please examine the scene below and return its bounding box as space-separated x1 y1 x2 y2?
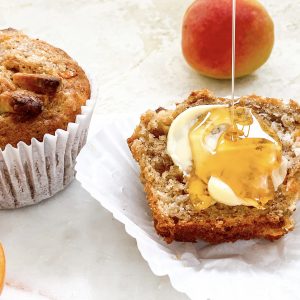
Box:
0 28 90 148
128 89 300 244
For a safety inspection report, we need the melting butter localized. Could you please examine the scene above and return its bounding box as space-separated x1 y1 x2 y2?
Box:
167 105 287 211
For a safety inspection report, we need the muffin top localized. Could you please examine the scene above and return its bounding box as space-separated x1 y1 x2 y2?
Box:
0 28 90 149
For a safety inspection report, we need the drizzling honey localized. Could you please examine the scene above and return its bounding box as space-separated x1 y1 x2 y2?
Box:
230 0 237 125
188 107 283 211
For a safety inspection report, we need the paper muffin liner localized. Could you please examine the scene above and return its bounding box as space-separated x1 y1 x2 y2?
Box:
76 116 300 300
0 73 97 209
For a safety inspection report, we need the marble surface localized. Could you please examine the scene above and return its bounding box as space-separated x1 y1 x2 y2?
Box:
0 0 299 299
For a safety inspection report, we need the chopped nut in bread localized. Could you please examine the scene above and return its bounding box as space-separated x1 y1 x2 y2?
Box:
0 90 43 117
12 73 61 95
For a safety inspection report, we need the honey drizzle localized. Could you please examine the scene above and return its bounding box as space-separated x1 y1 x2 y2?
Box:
229 0 237 140
188 108 282 211
231 0 236 106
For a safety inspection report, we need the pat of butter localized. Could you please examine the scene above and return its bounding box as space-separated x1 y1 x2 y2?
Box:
208 176 258 207
167 105 225 173
272 156 288 191
167 105 288 207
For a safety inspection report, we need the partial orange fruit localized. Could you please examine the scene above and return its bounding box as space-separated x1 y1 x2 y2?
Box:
0 244 5 294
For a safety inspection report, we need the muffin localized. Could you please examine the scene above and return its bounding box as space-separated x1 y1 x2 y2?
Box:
0 28 95 209
128 90 300 244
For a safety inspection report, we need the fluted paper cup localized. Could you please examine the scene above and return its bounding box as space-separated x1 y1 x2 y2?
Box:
0 73 97 209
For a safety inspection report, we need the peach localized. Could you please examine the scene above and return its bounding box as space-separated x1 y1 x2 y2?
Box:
0 244 5 294
182 0 274 79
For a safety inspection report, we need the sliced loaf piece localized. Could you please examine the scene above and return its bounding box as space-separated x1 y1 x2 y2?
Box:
128 90 300 244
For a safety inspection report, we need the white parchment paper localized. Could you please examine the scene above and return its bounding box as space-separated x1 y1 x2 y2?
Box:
76 117 300 300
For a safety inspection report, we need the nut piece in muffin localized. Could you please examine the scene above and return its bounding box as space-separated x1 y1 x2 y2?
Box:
0 28 90 148
128 90 300 244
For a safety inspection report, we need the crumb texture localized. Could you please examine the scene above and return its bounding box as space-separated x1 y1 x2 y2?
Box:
0 28 90 148
128 90 300 244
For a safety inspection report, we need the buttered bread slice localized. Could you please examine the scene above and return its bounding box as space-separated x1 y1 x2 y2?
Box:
128 90 300 244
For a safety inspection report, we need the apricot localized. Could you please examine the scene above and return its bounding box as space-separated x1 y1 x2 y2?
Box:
182 0 274 79
0 244 5 294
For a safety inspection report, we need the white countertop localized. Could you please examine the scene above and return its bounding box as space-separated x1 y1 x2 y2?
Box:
0 0 299 299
